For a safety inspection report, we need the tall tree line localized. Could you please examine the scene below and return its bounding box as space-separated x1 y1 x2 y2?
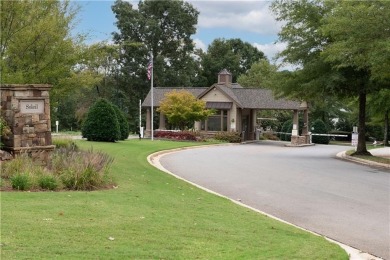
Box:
239 0 390 152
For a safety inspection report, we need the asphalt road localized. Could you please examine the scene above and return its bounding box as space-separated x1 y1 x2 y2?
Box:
159 141 390 259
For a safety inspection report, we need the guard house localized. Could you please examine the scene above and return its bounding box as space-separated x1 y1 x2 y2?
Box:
142 69 310 145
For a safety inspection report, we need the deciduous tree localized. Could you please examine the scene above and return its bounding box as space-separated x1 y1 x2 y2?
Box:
111 0 200 132
200 38 266 87
157 90 213 130
0 0 82 84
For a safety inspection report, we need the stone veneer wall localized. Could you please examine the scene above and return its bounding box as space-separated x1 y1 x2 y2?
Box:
0 84 55 164
291 135 311 146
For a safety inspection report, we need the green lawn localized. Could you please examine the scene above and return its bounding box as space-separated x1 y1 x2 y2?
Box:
1 139 348 259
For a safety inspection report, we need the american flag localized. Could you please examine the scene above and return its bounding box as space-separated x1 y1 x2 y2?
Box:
147 57 153 80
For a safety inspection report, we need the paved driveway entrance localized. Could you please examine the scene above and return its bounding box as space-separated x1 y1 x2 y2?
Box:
159 141 390 259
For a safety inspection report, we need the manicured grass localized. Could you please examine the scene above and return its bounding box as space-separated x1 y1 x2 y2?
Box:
346 149 390 164
1 139 348 259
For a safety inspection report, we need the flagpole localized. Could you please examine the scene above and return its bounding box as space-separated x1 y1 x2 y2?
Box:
150 53 154 141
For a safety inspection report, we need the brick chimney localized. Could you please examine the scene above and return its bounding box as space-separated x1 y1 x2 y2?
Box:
218 69 232 85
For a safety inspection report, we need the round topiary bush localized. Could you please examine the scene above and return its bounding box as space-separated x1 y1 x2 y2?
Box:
112 104 129 140
311 119 330 144
82 98 121 142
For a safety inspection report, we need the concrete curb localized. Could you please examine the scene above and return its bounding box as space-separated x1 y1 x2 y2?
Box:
336 151 390 169
148 147 383 260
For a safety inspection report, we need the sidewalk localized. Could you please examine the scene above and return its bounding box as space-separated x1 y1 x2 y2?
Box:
370 147 390 158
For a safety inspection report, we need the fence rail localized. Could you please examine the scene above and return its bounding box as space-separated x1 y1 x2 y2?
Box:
273 132 348 137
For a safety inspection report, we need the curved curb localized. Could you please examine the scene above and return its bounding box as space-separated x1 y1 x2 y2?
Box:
336 151 390 169
148 147 382 260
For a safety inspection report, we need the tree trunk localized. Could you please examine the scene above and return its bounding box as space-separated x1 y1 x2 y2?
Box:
352 90 371 156
384 109 389 146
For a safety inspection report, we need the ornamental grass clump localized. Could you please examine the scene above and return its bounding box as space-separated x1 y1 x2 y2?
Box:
10 173 31 191
1 153 40 179
51 148 114 191
1 145 114 191
52 137 78 150
38 175 59 190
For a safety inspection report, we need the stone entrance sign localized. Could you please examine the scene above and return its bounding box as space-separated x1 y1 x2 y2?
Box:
20 100 45 114
0 84 55 164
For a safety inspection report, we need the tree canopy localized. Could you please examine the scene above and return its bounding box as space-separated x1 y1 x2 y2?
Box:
198 38 266 87
112 0 199 88
270 0 390 155
0 0 82 84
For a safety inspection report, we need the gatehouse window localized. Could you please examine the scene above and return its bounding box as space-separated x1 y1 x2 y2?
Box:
202 109 228 131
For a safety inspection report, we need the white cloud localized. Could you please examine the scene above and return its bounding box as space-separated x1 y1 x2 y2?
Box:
193 38 207 51
253 42 298 71
190 1 281 35
253 42 286 61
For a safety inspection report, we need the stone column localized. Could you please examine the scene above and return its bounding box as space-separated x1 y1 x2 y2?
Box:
302 109 310 144
194 121 201 131
292 110 299 136
291 110 299 145
250 109 257 140
159 112 166 130
145 108 151 137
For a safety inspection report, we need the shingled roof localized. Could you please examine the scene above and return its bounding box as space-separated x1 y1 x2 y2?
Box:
142 84 301 110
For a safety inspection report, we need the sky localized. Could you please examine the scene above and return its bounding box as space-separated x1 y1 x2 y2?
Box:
74 0 286 63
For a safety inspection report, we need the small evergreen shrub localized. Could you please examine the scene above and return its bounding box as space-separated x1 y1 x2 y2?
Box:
82 98 121 142
214 131 241 143
112 105 130 140
38 175 58 190
311 119 330 144
11 173 31 191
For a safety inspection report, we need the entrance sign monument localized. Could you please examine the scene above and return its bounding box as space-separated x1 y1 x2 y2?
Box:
0 84 55 164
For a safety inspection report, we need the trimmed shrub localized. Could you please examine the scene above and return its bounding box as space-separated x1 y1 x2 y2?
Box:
154 130 197 141
112 105 130 140
311 119 330 144
82 98 121 142
11 173 31 191
214 131 241 143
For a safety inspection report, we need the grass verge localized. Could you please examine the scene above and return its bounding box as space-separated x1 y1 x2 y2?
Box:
1 139 348 259
345 149 390 165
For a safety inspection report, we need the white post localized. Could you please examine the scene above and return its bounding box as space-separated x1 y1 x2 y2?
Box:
139 99 142 138
55 120 59 133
